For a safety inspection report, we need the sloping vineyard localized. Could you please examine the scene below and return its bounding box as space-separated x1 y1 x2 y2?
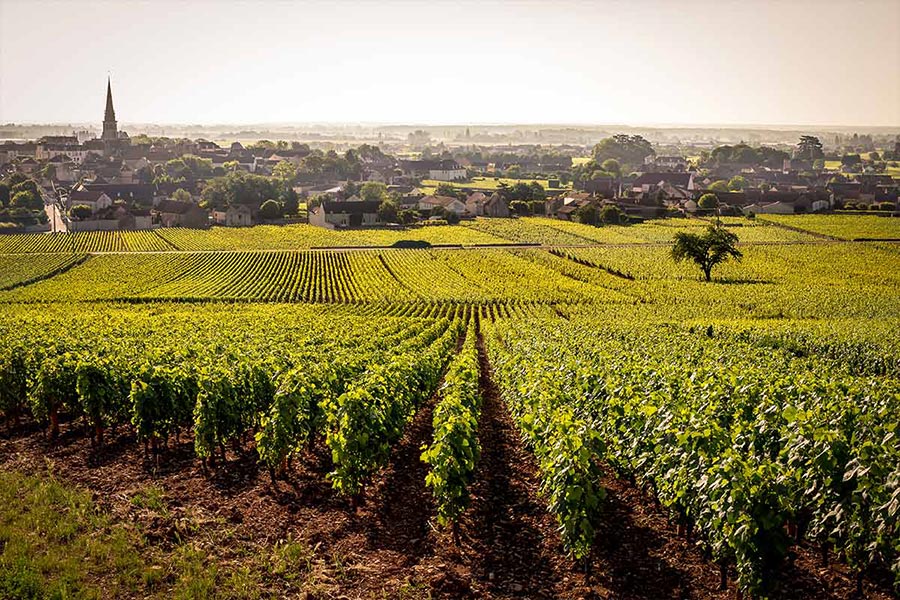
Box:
0 303 463 497
422 319 483 529
143 223 509 250
486 315 900 596
0 249 626 304
759 215 900 240
0 218 899 598
0 253 87 291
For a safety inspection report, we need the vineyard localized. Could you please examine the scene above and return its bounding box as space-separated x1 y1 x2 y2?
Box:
0 217 898 599
757 215 900 241
0 213 874 255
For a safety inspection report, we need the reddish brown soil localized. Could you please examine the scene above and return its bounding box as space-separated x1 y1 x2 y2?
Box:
0 348 894 599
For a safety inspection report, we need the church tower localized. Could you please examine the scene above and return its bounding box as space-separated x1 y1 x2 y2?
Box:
101 77 118 142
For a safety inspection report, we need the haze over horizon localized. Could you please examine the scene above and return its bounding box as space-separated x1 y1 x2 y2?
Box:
1 0 899 128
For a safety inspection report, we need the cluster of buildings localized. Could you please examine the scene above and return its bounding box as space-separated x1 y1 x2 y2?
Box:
1 79 897 235
0 80 315 233
309 190 511 228
308 164 899 230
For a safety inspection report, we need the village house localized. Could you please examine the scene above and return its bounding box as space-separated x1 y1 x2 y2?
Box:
154 199 210 228
308 199 381 228
579 176 618 197
546 192 592 218
644 155 688 171
47 154 76 182
0 142 37 165
213 204 254 227
69 205 152 231
742 201 795 215
465 192 488 216
75 181 155 206
631 172 695 194
68 189 113 213
36 143 95 165
556 197 600 222
418 195 468 216
18 157 40 175
483 192 511 218
399 159 467 181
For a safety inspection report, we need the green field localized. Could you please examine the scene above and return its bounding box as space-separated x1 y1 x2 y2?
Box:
419 176 572 194
0 214 846 254
758 214 900 240
0 216 898 598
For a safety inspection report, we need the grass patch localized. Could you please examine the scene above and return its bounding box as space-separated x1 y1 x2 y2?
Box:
0 470 330 599
131 486 168 513
0 470 146 599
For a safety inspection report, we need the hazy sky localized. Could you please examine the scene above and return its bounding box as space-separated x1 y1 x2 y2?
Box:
1 0 898 126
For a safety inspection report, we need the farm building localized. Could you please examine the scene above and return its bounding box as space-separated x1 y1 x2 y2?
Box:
418 195 467 216
309 199 381 228
483 192 511 218
155 200 210 228
213 204 254 227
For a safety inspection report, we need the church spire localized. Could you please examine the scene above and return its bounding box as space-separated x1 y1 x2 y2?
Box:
104 76 116 122
101 76 118 142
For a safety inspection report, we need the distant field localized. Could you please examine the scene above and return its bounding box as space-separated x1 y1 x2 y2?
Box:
419 176 572 194
0 215 865 254
758 214 900 240
464 216 818 245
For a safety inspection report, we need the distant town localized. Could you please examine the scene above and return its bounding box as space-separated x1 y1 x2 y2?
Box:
1 79 898 235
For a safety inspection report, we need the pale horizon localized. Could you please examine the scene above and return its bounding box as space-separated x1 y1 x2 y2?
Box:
2 0 899 128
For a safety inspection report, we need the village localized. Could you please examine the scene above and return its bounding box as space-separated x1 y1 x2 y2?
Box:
1 79 898 236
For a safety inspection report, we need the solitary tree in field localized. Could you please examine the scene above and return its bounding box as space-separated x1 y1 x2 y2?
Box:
671 225 741 282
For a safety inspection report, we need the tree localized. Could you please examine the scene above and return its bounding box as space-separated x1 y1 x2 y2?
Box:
708 180 730 193
600 158 621 177
273 160 298 185
397 208 420 224
510 200 531 216
706 144 788 168
727 176 747 191
200 171 279 209
528 181 546 201
360 182 389 203
70 204 93 220
172 188 192 203
671 225 742 282
435 183 461 199
698 193 719 209
259 199 283 220
0 182 9 207
599 204 627 225
377 199 398 223
796 136 824 160
10 190 41 210
591 135 654 169
281 187 299 216
576 204 599 226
